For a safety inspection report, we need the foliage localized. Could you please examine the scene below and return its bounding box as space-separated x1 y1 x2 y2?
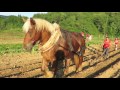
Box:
0 15 24 30
0 12 120 37
33 12 120 37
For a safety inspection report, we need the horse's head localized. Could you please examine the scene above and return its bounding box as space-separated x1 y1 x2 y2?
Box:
22 18 61 52
22 18 40 52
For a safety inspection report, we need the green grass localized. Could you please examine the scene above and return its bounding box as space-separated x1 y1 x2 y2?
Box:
86 34 119 46
0 29 40 55
0 44 39 55
0 44 22 55
0 28 24 39
86 35 104 46
0 28 118 55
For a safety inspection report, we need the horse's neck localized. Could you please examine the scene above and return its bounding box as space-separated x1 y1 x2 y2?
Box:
41 30 51 45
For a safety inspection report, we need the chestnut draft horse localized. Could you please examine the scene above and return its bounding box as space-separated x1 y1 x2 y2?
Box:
22 18 86 78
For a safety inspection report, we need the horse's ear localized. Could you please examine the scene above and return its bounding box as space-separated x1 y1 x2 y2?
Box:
22 17 27 23
30 18 36 25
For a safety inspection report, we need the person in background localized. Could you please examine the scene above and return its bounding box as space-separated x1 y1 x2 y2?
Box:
114 38 119 50
102 37 111 59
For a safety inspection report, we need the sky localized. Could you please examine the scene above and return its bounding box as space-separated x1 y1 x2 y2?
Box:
0 12 47 18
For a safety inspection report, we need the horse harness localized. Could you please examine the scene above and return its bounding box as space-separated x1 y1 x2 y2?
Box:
38 28 85 56
59 30 85 56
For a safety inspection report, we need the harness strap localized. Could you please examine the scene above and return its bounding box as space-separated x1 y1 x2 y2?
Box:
77 46 86 56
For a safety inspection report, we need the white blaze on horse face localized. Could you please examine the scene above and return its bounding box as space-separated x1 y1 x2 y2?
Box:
23 19 32 33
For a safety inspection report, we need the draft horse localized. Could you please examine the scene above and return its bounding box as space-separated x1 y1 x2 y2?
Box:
22 18 86 78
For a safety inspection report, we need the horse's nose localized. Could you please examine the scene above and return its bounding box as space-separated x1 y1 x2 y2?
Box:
23 45 31 52
23 44 30 51
24 43 33 52
23 43 26 49
23 45 27 51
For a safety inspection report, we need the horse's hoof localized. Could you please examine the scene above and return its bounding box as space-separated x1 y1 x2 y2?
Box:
45 71 54 78
55 70 64 78
64 71 67 75
89 60 93 66
89 62 93 66
64 69 69 75
76 67 82 73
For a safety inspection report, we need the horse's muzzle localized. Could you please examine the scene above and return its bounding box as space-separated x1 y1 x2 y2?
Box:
23 43 33 52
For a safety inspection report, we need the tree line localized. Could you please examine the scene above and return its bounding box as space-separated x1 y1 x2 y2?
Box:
0 12 120 37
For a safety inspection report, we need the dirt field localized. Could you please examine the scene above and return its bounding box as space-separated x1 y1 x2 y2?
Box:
0 43 120 78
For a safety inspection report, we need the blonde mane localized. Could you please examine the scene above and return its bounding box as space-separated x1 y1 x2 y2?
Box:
23 18 60 34
52 23 60 31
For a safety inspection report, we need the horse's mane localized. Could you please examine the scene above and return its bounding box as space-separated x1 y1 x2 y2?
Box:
23 18 60 34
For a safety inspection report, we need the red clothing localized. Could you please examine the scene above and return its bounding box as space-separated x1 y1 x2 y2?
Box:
103 39 110 48
115 39 118 44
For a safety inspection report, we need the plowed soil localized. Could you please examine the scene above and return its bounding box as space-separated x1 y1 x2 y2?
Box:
0 44 120 78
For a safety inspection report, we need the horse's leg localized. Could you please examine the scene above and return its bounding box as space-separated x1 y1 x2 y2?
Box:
74 54 83 73
76 56 83 72
73 54 80 72
64 58 70 75
41 59 53 78
41 59 45 71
